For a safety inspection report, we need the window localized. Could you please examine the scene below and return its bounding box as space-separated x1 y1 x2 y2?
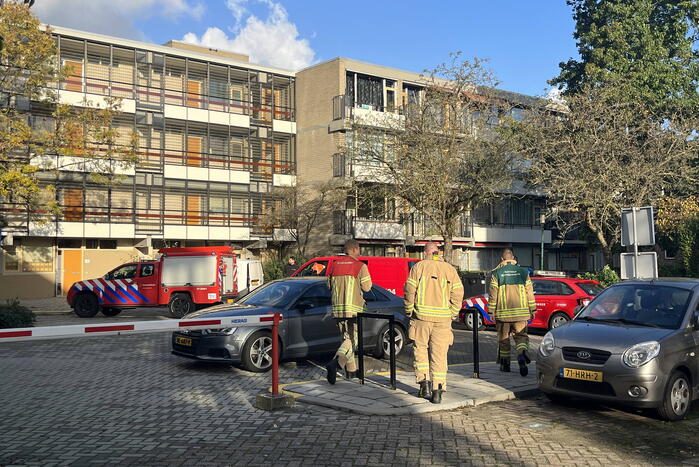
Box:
533 280 574 296
297 283 332 308
108 264 137 280
99 240 117 249
364 287 389 302
296 261 328 277
576 282 604 296
140 264 154 277
3 246 19 271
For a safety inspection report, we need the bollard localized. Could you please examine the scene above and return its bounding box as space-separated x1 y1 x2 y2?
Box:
254 311 294 411
388 316 396 390
271 311 280 395
472 308 480 378
357 314 364 385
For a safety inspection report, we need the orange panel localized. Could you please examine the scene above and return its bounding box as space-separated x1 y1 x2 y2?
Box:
62 250 82 295
187 80 201 108
186 136 202 167
261 89 273 121
64 60 83 92
63 188 83 221
186 195 201 225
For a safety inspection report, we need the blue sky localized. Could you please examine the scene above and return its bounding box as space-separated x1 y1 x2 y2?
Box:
35 0 579 97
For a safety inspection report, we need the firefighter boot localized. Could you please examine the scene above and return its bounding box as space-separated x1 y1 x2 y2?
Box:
430 384 444 404
325 357 339 385
518 351 531 377
500 359 511 372
417 380 432 399
345 369 357 380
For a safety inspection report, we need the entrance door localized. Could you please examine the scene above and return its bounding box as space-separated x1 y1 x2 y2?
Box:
62 249 82 295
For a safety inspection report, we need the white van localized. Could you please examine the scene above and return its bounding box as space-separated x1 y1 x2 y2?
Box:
235 259 264 297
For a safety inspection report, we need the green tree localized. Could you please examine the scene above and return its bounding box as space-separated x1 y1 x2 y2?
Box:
506 84 698 267
551 0 699 114
0 3 137 225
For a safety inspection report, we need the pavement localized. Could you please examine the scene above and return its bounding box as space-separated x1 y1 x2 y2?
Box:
283 362 538 415
4 299 699 465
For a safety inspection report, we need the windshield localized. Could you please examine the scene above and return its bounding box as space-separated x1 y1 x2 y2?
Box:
238 280 310 308
576 282 604 296
577 284 692 329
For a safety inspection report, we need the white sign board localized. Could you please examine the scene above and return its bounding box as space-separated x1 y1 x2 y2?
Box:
620 252 658 280
621 207 655 246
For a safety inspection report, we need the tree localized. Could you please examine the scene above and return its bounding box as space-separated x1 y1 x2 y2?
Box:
551 0 699 115
507 84 698 267
260 179 345 258
343 54 516 263
0 3 137 225
656 196 699 276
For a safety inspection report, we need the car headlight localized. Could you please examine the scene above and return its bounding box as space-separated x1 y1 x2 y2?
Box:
622 341 660 368
539 331 555 357
201 327 238 336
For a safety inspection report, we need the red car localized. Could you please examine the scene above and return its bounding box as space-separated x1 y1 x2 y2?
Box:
460 276 604 330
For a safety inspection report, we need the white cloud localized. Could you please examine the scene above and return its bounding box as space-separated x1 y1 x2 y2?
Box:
183 0 316 71
33 0 205 40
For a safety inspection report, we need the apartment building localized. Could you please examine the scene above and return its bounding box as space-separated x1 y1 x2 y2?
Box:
0 26 297 299
296 58 598 272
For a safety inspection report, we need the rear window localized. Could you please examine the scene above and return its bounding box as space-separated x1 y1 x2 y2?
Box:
576 282 604 296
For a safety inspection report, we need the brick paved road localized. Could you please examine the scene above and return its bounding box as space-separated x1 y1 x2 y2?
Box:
2 330 696 466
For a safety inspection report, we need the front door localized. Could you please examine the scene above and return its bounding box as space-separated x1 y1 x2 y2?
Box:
62 249 82 295
285 283 338 357
135 263 158 305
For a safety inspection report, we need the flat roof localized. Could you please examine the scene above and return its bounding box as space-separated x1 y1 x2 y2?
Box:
46 25 295 77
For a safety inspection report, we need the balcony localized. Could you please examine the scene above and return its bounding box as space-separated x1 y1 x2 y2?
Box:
332 212 405 241
329 95 403 132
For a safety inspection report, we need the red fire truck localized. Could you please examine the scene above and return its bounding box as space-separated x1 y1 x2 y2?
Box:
67 246 238 318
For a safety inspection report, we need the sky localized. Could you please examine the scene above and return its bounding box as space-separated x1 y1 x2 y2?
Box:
33 0 579 97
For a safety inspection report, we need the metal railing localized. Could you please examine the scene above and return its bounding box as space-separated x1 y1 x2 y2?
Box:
356 312 397 390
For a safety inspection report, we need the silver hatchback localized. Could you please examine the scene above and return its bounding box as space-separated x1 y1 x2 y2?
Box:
537 279 699 421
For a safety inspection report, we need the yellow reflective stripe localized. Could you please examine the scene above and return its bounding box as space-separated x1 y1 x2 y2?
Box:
406 278 418 286
451 282 463 290
415 304 451 311
360 276 370 283
416 310 452 317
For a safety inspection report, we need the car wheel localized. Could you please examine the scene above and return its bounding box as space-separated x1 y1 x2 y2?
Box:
241 331 275 372
549 312 570 329
101 307 122 317
168 293 194 318
463 309 484 331
373 324 406 359
74 293 99 318
657 371 692 421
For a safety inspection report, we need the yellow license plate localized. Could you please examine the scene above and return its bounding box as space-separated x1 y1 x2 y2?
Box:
175 336 192 346
560 367 603 382
227 298 235 303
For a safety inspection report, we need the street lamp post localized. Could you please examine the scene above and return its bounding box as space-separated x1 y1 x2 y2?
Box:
540 212 546 270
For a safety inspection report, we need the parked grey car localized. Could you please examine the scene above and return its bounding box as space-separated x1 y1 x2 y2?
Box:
537 279 699 421
171 277 408 372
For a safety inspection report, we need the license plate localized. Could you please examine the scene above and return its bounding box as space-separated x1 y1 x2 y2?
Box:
175 336 192 346
560 367 603 382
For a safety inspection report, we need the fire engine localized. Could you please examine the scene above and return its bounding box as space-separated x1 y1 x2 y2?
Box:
67 246 242 318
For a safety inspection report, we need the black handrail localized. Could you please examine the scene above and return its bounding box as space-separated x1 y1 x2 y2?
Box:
356 312 397 390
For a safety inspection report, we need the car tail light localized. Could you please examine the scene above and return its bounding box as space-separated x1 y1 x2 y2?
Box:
578 298 590 307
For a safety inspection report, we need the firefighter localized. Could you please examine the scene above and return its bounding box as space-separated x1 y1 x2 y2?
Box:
325 239 372 384
404 242 464 404
488 248 536 376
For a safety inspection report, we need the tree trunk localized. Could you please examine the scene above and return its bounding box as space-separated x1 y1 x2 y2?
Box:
586 212 613 268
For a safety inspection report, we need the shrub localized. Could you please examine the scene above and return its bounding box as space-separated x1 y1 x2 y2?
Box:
577 265 620 288
0 299 36 329
262 259 285 282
